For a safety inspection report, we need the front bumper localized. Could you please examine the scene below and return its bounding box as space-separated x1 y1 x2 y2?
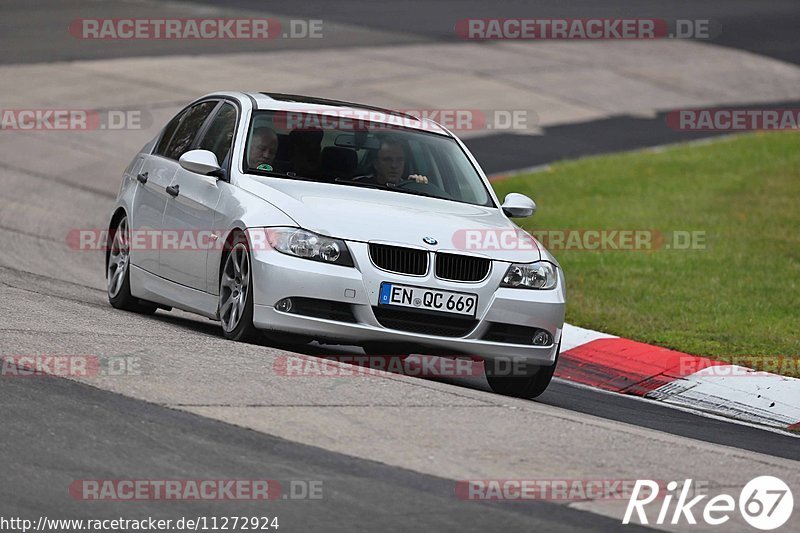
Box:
250 241 565 365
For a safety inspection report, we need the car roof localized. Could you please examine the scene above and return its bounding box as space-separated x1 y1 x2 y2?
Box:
243 91 451 136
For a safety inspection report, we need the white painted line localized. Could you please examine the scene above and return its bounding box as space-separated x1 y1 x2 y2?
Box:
558 322 800 430
647 368 800 429
553 377 800 439
561 322 617 352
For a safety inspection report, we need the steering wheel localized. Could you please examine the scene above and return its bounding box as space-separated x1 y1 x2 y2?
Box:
392 179 453 200
392 179 422 188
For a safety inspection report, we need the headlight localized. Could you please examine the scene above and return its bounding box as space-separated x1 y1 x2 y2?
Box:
267 227 354 267
501 261 557 290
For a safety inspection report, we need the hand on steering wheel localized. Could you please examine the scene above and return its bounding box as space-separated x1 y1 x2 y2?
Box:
393 174 429 187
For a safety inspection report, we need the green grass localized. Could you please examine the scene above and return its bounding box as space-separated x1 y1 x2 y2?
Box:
492 132 800 376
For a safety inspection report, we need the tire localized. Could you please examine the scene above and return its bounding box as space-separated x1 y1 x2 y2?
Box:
107 215 158 315
485 342 560 399
218 236 259 342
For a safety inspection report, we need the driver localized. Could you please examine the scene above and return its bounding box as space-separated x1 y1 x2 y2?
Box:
248 127 279 170
356 136 428 186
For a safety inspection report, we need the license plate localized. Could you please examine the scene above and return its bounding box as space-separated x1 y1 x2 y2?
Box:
379 282 478 317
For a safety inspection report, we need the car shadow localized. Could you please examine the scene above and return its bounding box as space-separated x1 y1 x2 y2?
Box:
146 308 497 395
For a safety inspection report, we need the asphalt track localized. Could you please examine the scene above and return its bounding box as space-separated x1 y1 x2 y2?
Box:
3 0 800 173
4 0 800 65
3 375 655 533
1 1 799 531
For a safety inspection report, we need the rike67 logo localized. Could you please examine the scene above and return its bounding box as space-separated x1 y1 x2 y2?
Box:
624 476 794 530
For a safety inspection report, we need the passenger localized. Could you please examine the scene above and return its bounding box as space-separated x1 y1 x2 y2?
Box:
357 136 428 186
248 127 279 170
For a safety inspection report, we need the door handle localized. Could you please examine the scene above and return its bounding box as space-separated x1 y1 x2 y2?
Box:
166 184 180 197
136 172 148 184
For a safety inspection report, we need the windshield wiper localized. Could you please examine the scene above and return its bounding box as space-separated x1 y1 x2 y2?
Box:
249 169 321 183
334 178 442 199
333 178 388 190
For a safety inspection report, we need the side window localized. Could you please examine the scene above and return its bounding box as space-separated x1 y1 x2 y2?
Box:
154 109 187 157
162 101 217 160
197 103 237 165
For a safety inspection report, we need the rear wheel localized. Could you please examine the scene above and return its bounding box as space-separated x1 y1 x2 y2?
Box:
485 342 560 399
219 239 259 342
107 215 157 315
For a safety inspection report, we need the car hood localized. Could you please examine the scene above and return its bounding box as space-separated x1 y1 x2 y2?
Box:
238 176 541 263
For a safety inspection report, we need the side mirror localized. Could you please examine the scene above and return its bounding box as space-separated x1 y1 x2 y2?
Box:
179 149 224 178
501 193 536 218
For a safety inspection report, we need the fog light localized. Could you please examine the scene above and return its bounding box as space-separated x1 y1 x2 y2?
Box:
276 298 293 312
532 330 552 346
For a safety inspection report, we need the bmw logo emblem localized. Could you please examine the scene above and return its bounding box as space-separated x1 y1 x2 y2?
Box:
423 237 437 245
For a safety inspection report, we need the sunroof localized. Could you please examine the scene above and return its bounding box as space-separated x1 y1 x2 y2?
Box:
260 92 418 121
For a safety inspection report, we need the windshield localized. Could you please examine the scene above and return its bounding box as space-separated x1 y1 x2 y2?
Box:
243 110 494 207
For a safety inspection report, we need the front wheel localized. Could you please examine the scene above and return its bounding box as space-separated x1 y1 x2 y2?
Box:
485 342 560 399
219 240 259 342
107 215 157 315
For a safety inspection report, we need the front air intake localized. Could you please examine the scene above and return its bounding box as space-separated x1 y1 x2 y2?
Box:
369 243 428 276
435 253 491 282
